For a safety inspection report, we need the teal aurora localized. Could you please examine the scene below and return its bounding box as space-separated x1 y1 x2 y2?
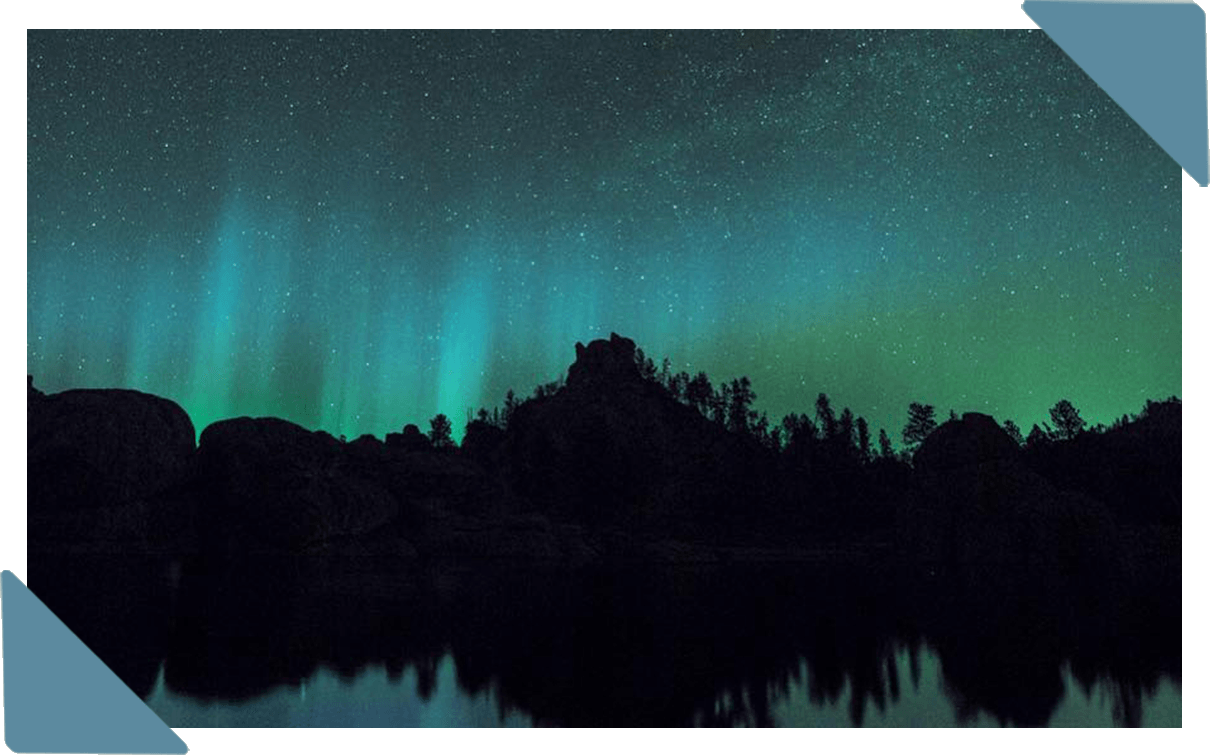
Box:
27 30 1180 444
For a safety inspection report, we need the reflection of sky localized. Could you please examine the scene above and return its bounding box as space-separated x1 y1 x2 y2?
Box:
143 643 1178 727
144 655 531 727
767 646 1181 727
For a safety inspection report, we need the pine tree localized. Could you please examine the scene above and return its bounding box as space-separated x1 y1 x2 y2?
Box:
815 393 837 439
1002 419 1025 446
635 347 657 381
502 389 519 427
856 416 871 462
1049 399 1087 440
668 371 689 402
837 407 856 450
878 428 894 459
902 402 937 452
727 376 755 434
686 372 713 416
712 383 730 426
429 413 455 450
1026 423 1050 447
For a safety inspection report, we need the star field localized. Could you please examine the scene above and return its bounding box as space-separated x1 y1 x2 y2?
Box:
27 30 1180 444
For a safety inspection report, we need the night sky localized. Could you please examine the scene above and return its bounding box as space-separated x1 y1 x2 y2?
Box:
27 30 1181 445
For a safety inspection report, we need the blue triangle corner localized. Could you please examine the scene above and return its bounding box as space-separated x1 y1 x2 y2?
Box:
1023 1 1209 186
2 570 187 754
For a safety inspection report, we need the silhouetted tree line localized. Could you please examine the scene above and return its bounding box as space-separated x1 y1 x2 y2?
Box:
632 347 898 465
1020 396 1181 527
393 346 1176 507
379 341 1180 537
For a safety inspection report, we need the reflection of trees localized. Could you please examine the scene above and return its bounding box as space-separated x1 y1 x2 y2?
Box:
29 553 1179 727
1111 680 1143 728
415 656 439 700
697 684 775 727
1069 672 1166 728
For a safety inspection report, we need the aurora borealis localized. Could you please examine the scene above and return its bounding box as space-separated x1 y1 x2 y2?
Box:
27 30 1181 444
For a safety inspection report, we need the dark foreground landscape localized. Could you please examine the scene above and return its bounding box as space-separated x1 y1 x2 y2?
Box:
27 334 1181 726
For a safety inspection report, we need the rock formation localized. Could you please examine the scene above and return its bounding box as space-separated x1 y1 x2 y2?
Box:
909 411 1115 570
196 417 399 553
913 412 1020 472
28 383 195 548
385 423 432 452
502 333 774 538
566 332 640 388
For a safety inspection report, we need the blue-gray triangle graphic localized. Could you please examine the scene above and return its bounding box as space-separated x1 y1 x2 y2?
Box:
2 571 187 753
1023 1 1209 186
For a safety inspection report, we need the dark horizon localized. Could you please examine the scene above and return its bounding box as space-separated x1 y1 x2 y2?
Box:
29 329 1183 550
26 331 1182 454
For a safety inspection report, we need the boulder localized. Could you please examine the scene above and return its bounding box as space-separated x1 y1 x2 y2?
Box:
385 423 432 452
344 432 502 520
461 419 506 468
913 412 1020 473
566 332 641 389
197 417 398 553
906 413 1116 570
28 386 196 515
27 374 44 401
27 377 196 549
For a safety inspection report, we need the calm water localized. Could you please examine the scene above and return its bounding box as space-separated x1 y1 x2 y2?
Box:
140 646 1181 727
30 553 1181 727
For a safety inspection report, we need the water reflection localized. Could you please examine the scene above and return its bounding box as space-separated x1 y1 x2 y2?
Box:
27 553 1180 727
142 636 1180 728
767 652 1181 727
144 654 532 727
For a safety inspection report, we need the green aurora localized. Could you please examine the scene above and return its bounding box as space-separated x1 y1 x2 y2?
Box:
27 30 1180 444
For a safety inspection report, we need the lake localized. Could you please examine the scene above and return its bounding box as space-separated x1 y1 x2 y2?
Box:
29 552 1181 727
